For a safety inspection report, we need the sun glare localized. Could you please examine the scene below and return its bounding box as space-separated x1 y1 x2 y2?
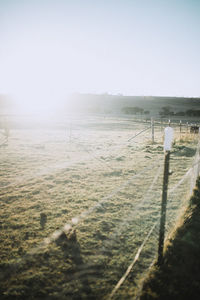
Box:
14 91 63 116
2 29 79 117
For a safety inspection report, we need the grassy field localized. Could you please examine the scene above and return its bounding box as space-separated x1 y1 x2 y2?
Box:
0 115 198 299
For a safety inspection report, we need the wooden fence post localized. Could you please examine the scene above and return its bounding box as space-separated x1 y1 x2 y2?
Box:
151 117 154 144
158 151 170 265
158 127 173 265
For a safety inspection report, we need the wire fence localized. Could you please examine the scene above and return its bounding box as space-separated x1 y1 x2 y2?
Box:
110 157 200 299
0 115 200 299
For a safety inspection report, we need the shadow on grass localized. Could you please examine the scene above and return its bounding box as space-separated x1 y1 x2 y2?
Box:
0 229 97 300
55 230 95 300
172 145 196 157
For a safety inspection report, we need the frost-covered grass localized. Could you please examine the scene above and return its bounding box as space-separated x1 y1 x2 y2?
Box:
0 116 198 299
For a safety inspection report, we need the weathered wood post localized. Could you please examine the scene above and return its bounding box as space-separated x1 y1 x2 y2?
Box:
179 120 182 140
151 117 154 144
158 126 174 265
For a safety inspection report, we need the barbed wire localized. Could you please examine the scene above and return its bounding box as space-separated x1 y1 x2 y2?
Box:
95 164 162 257
40 165 163 298
109 221 158 299
33 160 161 249
1 117 199 298
108 152 200 299
69 123 153 167
1 118 191 193
0 123 154 193
50 157 194 296
127 126 151 142
1 152 199 286
134 156 200 300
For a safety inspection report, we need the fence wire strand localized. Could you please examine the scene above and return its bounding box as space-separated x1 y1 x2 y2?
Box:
109 221 158 299
96 164 162 257
108 149 200 299
128 126 151 142
1 118 200 299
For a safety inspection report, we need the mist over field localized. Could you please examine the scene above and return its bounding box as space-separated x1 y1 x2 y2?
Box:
1 0 200 299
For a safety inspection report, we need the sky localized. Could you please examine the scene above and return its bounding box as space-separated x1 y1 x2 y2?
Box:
0 0 200 112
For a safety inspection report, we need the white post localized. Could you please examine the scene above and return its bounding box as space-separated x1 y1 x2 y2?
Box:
164 127 174 151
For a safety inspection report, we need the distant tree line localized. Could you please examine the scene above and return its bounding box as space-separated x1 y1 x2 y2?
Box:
159 106 200 117
184 109 200 117
122 105 200 117
122 106 150 115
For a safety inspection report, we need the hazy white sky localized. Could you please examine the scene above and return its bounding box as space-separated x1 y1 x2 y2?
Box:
0 0 200 110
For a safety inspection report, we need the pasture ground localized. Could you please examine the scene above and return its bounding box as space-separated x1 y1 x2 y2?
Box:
0 115 198 299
